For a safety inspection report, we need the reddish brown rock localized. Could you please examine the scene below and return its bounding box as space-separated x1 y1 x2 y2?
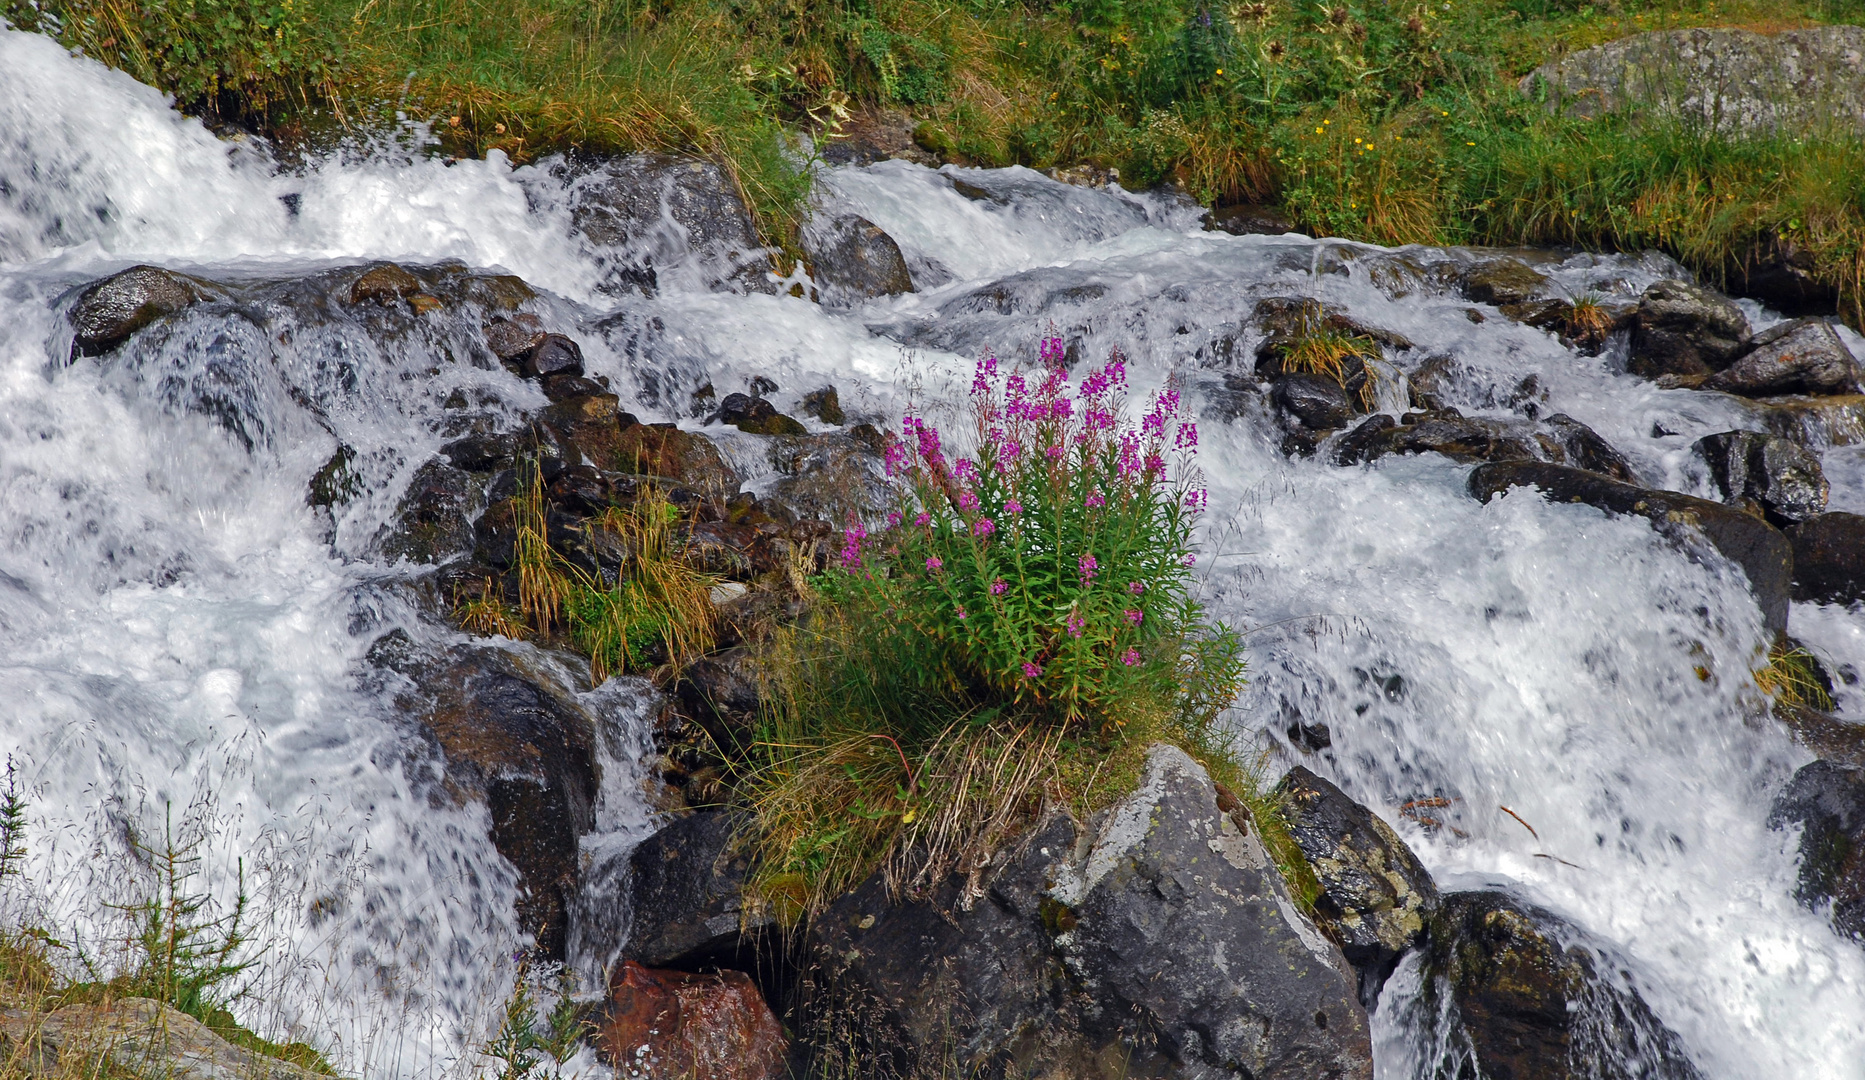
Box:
596 962 787 1080
616 423 741 494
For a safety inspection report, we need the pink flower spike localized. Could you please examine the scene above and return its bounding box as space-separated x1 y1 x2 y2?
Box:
1046 445 1064 461
958 491 980 511
990 578 1008 595
1125 608 1143 626
973 518 996 537
955 605 968 620
1128 581 1146 595
1121 648 1142 667
1078 554 1098 583
1022 661 1043 679
914 512 931 527
1066 615 1085 638
1085 491 1106 509
1182 553 1196 567
1003 498 1023 516
1175 421 1199 450
887 511 903 527
926 555 944 572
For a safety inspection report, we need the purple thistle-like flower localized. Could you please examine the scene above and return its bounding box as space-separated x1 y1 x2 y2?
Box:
1085 491 1106 509
1125 608 1144 626
973 518 996 537
1066 615 1085 638
1079 554 1098 583
1004 498 1024 515
1022 660 1043 679
926 555 944 572
1121 648 1142 667
991 578 1008 595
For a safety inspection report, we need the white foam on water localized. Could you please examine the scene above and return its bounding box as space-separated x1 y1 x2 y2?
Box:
4 23 1865 1079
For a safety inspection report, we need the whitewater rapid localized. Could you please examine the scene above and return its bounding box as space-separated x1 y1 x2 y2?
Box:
1 26 1861 1079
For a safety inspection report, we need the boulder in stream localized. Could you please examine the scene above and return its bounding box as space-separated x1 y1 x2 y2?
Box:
1468 462 1793 633
1691 430 1828 526
567 154 773 294
805 745 1373 1080
67 264 208 357
710 393 808 436
1785 512 1865 606
624 809 770 968
1275 766 1439 1007
801 213 915 303
1703 318 1863 398
1422 892 1705 1080
1770 760 1865 940
1628 279 1750 378
1335 410 1637 482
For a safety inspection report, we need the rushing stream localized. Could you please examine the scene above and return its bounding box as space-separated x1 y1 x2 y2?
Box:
2 26 1863 1080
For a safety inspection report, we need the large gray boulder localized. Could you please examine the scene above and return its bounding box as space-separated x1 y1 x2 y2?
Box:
1692 429 1828 526
1419 892 1705 1080
1334 410 1636 482
1274 766 1439 1007
1523 26 1865 138
1628 279 1750 379
1704 318 1863 398
807 745 1373 1080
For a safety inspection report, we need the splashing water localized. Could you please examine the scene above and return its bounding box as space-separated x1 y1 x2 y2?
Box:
2 25 1862 1080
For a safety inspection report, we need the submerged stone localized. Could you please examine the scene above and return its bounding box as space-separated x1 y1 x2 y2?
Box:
68 264 205 356
1770 760 1865 940
1786 512 1865 606
801 213 915 304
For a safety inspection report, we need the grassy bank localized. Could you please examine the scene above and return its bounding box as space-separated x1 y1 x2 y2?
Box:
7 0 1865 311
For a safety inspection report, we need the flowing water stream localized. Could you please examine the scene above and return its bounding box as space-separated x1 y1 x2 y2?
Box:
2 26 1862 1079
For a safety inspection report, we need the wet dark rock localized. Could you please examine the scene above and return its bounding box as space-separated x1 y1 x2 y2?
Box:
1274 767 1439 1008
801 214 915 303
1460 258 1552 307
1252 296 1416 354
710 393 808 436
375 640 600 958
809 745 1372 1080
1422 892 1704 1080
1703 318 1862 398
68 265 206 357
673 647 764 760
1469 462 1793 632
541 374 606 402
761 431 889 525
379 458 483 565
348 262 428 306
1205 203 1294 236
541 391 628 470
441 431 520 474
1731 233 1840 316
308 444 361 508
615 423 741 494
1691 430 1828 525
1335 411 1637 481
1628 279 1751 378
1750 393 1865 449
1770 760 1865 939
595 962 788 1080
1271 373 1357 435
1287 720 1333 752
518 333 586 380
1785 512 1865 606
625 809 769 967
800 386 846 426
484 312 547 361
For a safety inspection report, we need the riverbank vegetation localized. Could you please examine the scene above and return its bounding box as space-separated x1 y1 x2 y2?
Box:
8 0 1865 312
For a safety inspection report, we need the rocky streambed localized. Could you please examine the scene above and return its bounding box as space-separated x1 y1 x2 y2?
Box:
4 25 1865 1080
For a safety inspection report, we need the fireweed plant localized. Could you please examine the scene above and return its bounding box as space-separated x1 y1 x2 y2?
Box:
831 338 1234 722
741 337 1262 915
